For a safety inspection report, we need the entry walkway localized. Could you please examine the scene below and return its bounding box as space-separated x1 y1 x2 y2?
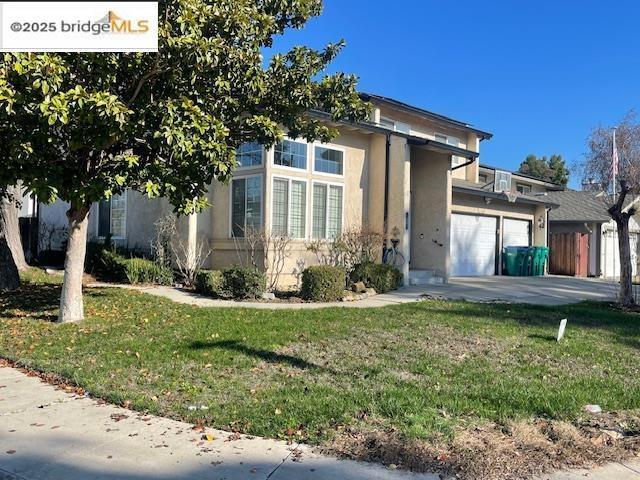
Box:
94 275 618 309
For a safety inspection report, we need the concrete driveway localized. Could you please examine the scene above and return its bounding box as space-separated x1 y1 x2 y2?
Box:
408 275 619 306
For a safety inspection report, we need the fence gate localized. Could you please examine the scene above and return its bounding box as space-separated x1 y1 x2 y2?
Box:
549 233 589 277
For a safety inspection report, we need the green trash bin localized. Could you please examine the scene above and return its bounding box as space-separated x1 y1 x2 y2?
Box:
502 247 519 275
520 247 535 276
532 247 549 276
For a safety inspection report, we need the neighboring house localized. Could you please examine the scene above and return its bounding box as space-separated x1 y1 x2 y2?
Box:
546 190 640 278
38 93 561 286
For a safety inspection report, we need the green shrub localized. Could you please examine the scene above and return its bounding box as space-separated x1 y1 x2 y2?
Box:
301 265 346 301
222 265 266 300
350 262 403 293
86 245 128 282
195 270 225 298
123 258 174 285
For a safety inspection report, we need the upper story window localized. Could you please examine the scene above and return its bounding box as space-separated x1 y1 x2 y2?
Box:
314 146 344 176
516 183 532 194
231 176 262 237
435 133 465 167
494 171 512 192
380 117 411 134
98 191 127 239
274 139 307 170
478 173 488 184
236 141 263 168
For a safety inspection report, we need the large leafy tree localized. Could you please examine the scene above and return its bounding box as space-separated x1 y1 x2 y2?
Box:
0 0 369 322
583 112 640 307
518 154 569 186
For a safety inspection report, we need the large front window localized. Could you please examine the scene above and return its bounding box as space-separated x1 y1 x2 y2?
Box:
274 139 307 170
312 183 343 239
98 192 126 238
272 177 307 238
231 176 262 237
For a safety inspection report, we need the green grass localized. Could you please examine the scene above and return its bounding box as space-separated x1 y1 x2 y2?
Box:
1 269 640 445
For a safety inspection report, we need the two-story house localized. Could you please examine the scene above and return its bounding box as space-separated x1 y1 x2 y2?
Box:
38 93 560 286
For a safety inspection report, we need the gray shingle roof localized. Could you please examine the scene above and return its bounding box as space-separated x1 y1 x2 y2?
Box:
452 178 559 207
546 191 611 223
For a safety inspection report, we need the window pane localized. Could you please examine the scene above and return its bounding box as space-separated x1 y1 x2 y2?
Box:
314 146 344 175
327 185 343 239
231 179 246 237
272 178 288 236
274 140 307 169
110 194 126 237
245 176 262 231
290 181 306 238
312 184 327 239
435 134 447 143
237 141 262 167
98 199 111 237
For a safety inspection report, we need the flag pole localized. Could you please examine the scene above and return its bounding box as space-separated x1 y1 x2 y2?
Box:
613 127 617 203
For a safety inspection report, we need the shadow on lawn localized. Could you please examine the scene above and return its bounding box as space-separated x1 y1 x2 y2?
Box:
190 339 324 371
0 283 61 322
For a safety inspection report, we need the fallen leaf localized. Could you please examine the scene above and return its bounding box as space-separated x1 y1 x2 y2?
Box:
201 433 215 441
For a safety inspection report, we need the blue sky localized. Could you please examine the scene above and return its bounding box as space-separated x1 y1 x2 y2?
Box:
270 0 640 188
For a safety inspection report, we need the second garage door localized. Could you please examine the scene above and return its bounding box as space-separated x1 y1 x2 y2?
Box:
451 214 497 276
503 218 531 248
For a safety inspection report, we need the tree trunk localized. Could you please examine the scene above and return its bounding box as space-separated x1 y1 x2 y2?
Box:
58 203 90 323
0 186 28 272
0 236 19 292
615 216 635 307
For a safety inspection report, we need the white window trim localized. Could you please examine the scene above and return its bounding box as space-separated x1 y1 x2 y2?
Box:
236 142 264 170
311 179 345 240
380 116 411 134
311 142 346 179
228 173 264 238
435 132 465 167
516 183 532 194
271 175 309 240
95 190 127 240
272 137 310 173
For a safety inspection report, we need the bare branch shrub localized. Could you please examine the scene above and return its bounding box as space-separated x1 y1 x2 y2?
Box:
152 214 211 287
306 226 383 272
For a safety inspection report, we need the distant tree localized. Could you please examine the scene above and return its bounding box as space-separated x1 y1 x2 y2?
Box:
583 111 640 307
0 0 370 322
518 154 569 186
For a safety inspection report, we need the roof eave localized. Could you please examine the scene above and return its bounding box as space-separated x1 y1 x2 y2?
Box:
453 185 559 208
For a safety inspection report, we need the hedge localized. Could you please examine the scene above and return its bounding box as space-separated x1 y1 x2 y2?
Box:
195 270 225 298
350 262 402 293
301 265 346 301
222 265 266 300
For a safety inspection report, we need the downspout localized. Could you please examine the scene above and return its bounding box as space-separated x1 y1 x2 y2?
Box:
451 158 475 171
383 132 391 236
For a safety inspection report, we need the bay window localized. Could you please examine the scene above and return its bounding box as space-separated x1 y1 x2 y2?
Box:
231 176 262 237
236 141 263 168
314 146 344 175
272 177 307 238
312 183 343 239
274 139 307 170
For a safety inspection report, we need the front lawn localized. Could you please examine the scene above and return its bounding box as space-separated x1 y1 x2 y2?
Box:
2 269 640 479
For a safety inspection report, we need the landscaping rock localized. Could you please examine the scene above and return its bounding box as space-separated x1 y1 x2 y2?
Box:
261 292 276 301
352 281 367 293
584 404 602 414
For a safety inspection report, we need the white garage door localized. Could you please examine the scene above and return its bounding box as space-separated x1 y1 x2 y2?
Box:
603 230 639 278
451 214 497 276
503 218 531 248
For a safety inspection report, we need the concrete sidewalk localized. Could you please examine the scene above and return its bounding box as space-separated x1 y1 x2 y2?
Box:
0 365 434 480
1 366 639 480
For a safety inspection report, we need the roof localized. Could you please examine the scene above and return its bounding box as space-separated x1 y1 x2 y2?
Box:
479 163 563 189
545 191 611 223
452 178 559 207
360 92 493 140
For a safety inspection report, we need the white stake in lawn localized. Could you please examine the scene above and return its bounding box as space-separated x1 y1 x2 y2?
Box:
557 318 567 342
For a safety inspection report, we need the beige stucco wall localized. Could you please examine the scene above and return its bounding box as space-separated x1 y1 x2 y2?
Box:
410 149 451 278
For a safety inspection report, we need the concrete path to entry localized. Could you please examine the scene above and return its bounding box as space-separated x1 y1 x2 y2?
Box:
90 275 618 309
0 365 434 480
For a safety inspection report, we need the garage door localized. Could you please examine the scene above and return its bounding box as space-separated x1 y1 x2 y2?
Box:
451 214 497 276
603 230 639 278
503 218 531 248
